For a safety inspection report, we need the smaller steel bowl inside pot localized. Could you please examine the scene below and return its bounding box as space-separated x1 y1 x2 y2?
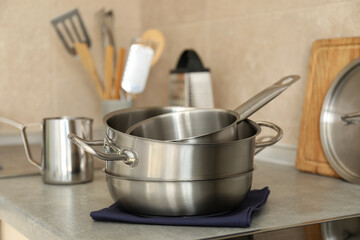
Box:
104 106 193 133
105 169 254 216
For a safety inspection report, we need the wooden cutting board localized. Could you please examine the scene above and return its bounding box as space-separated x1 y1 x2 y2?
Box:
296 37 360 178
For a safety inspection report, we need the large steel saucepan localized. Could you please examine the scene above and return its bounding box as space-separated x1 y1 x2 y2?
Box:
105 168 254 216
126 75 299 143
69 107 282 181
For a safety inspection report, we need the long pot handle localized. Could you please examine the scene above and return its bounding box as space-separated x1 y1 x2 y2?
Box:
0 117 42 169
341 111 360 124
254 121 283 155
68 133 138 167
234 75 300 121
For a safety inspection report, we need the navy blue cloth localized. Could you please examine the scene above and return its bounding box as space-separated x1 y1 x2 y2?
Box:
90 187 270 227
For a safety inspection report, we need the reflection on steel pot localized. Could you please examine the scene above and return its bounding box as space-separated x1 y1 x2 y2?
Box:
321 217 360 240
105 169 254 216
104 106 193 132
126 75 299 143
68 106 282 181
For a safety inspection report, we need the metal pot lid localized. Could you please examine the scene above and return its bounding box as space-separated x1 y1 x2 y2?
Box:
320 57 360 184
321 217 360 240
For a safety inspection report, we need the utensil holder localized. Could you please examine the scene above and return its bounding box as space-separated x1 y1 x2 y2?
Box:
101 99 134 117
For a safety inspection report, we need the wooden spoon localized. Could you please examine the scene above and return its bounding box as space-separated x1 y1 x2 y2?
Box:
113 47 126 99
141 29 165 67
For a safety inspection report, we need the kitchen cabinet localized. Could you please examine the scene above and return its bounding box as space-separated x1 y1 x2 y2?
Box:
0 221 28 240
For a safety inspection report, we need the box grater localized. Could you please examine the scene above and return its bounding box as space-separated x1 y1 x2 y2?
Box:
169 50 214 108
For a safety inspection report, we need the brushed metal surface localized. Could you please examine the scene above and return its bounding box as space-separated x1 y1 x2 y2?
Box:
104 106 193 132
126 109 238 142
99 119 257 180
105 119 280 181
320 58 360 184
104 107 281 180
321 217 360 240
69 107 281 181
105 169 253 216
0 117 95 184
40 117 94 184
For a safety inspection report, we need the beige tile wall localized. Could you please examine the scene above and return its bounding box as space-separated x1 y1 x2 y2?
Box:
136 0 360 145
0 0 141 135
1 0 360 145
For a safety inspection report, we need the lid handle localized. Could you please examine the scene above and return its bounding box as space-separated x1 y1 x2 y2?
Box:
341 112 360 124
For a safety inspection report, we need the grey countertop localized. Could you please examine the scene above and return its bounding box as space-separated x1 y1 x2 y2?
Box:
0 145 40 178
1 149 360 240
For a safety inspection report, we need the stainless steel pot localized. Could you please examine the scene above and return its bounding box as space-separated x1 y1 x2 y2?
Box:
105 169 254 216
126 75 299 143
69 107 282 181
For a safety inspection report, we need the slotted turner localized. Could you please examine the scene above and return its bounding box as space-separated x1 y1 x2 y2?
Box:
51 9 104 98
51 9 91 55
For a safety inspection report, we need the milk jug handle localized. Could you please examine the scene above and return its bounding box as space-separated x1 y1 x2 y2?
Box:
20 124 42 169
0 117 42 169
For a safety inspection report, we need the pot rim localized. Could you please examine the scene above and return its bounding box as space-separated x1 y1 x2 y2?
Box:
43 116 93 122
104 106 261 146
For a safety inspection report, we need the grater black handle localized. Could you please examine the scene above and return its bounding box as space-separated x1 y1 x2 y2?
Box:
170 49 209 73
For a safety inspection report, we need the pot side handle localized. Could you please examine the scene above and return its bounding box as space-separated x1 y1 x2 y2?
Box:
68 133 138 168
234 75 300 121
254 121 283 155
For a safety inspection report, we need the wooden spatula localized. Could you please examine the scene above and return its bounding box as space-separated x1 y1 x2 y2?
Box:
74 43 104 99
104 45 115 99
113 48 126 99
